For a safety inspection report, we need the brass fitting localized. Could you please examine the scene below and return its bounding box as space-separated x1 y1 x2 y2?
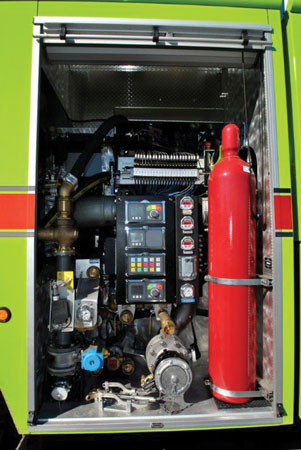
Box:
87 266 100 280
120 309 134 325
38 227 79 252
38 177 78 253
58 181 74 220
158 310 176 336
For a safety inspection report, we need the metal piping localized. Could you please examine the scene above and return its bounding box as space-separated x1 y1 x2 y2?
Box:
38 178 79 255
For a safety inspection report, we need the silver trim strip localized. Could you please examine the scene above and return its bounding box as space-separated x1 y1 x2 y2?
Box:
0 232 34 237
27 24 40 418
33 17 272 32
33 17 271 50
264 45 283 418
210 382 266 399
0 186 35 192
29 411 280 433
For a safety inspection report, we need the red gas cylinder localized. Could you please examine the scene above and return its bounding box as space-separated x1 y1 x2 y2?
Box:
208 124 257 404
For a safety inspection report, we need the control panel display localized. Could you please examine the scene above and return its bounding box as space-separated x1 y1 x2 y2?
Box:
126 201 165 223
126 279 166 303
126 227 165 250
116 196 175 304
127 254 165 276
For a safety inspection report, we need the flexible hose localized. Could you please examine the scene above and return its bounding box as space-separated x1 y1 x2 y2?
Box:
173 304 193 333
70 115 129 178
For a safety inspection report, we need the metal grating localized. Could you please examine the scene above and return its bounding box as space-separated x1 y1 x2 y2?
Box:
43 63 261 123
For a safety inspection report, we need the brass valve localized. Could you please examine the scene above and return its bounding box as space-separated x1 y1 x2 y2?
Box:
38 177 78 254
158 310 176 336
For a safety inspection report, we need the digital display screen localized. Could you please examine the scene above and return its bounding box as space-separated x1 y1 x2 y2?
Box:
131 285 144 296
130 230 144 244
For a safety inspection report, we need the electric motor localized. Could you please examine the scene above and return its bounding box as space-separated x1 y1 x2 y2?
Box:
145 334 192 397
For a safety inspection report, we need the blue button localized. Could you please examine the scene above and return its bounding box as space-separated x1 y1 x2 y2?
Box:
137 258 142 262
131 257 136 262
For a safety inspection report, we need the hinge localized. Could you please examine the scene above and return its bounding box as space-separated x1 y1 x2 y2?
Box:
242 30 249 46
27 410 35 425
60 24 67 41
276 403 285 417
153 26 159 44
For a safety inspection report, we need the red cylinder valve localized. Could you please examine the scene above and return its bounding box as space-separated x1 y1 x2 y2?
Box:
208 123 257 404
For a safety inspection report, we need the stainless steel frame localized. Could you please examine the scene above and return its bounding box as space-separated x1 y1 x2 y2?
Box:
263 40 283 418
33 17 272 50
27 16 283 432
27 23 41 421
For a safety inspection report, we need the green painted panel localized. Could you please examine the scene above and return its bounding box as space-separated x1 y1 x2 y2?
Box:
37 1 268 23
37 0 282 10
0 238 29 434
0 0 290 434
283 10 301 419
268 9 295 425
287 0 301 12
0 1 37 434
0 2 37 186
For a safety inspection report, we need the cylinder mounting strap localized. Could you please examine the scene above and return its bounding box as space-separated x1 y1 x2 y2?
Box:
209 382 265 399
205 275 272 287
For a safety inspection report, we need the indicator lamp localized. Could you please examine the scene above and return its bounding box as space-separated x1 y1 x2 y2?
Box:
0 307 11 323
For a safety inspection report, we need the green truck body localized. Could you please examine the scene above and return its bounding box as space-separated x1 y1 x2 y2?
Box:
0 0 296 434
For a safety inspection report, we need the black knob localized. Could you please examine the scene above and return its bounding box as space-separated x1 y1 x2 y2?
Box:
150 288 160 298
150 209 160 219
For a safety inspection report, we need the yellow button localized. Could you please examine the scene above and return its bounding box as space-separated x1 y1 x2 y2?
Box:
150 268 155 272
131 268 136 273
137 262 142 267
131 263 136 267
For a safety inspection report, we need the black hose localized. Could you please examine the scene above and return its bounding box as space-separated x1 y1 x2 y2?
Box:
70 115 129 178
173 304 193 333
73 196 116 228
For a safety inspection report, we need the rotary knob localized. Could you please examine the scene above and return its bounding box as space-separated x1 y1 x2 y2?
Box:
150 288 160 298
150 209 160 219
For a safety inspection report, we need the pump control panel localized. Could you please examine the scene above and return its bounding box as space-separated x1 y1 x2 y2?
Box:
116 196 175 304
116 195 198 304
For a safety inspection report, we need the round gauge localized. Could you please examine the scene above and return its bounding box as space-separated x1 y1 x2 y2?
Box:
180 196 194 210
77 305 92 322
180 284 195 298
181 237 195 251
180 216 194 231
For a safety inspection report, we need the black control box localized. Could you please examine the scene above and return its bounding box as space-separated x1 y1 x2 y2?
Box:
116 196 175 304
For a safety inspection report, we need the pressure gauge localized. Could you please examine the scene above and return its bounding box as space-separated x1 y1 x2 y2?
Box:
180 216 194 231
77 305 93 322
180 284 195 299
181 237 195 251
180 196 194 210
